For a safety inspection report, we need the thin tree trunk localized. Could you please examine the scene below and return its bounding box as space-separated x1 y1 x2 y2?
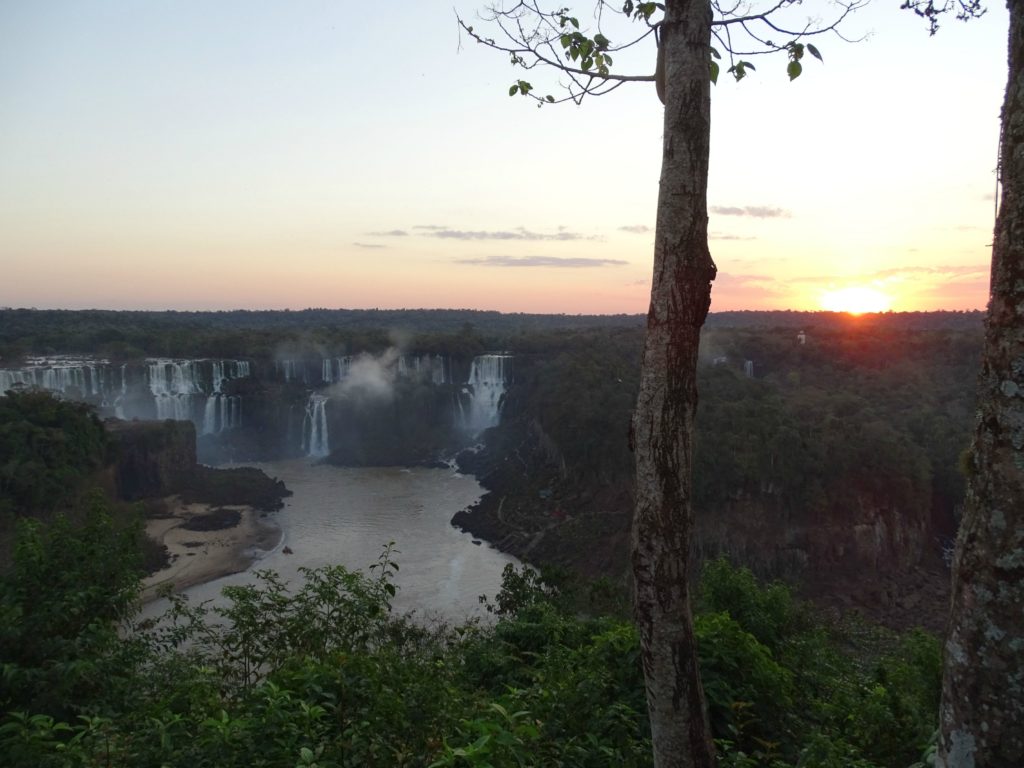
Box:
938 1 1024 764
631 0 716 766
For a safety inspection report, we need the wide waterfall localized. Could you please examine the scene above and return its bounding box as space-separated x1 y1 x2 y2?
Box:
303 394 330 458
0 358 111 399
462 354 512 433
0 358 251 433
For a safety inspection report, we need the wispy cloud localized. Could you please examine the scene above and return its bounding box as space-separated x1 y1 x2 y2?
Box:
432 227 599 241
619 225 651 234
711 205 791 219
710 232 757 241
368 225 601 241
455 255 627 268
353 242 386 249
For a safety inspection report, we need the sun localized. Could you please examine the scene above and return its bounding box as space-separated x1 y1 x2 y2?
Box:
819 286 892 314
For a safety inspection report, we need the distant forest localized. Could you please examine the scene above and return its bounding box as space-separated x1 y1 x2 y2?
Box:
0 307 984 362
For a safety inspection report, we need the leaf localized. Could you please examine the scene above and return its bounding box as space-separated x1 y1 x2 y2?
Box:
787 60 802 81
807 43 823 62
710 60 720 85
594 33 610 50
545 94 555 103
508 84 518 96
710 45 721 60
560 34 571 48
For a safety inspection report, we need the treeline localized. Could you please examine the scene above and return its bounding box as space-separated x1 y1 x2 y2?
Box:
0 308 643 361
0 507 943 767
0 308 981 364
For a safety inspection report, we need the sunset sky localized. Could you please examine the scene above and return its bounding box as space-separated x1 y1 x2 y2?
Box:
0 1 1008 314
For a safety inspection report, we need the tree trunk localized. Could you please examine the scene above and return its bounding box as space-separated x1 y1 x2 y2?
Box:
631 1 716 766
938 1 1024 765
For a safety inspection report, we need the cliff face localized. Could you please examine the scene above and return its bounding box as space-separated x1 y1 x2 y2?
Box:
106 419 197 500
454 418 944 630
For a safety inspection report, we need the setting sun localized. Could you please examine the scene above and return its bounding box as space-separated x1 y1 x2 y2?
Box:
819 286 893 314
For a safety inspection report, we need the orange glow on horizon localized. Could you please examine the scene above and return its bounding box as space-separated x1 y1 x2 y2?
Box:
819 286 893 314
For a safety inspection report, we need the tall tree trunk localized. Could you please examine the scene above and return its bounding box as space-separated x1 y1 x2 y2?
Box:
631 1 716 766
938 1 1024 765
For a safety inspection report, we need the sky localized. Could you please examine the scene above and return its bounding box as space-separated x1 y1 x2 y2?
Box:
0 1 1009 314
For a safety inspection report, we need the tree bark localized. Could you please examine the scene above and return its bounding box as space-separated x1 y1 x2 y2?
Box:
938 1 1024 765
631 1 716 766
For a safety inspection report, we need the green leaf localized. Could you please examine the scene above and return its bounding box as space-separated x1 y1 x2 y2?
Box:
807 43 823 62
710 45 721 60
545 94 555 103
594 33 610 50
710 60 720 85
581 56 593 71
787 60 802 81
508 84 518 96
560 34 571 48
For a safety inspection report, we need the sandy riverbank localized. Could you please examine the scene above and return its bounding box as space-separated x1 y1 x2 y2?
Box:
141 497 281 602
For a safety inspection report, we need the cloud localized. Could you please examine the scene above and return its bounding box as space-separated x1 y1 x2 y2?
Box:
710 232 757 241
455 255 628 268
619 225 651 234
431 226 599 241
367 229 409 237
871 264 988 281
711 205 791 219
352 242 386 249
412 224 448 230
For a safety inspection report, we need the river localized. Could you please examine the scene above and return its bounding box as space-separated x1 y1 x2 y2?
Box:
147 459 520 624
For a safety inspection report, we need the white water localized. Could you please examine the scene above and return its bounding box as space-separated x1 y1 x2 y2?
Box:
303 394 330 457
463 354 512 433
146 460 519 623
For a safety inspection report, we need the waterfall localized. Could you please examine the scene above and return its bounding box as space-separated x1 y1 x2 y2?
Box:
148 360 202 421
302 394 330 458
278 359 308 383
0 359 119 400
202 396 218 434
114 364 127 418
202 392 243 435
463 354 511 433
211 361 224 393
321 357 353 384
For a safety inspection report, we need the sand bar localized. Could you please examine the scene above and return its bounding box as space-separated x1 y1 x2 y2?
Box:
141 496 281 602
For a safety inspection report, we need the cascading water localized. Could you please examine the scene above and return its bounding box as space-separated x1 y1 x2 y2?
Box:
149 360 202 421
462 354 511 433
302 394 330 458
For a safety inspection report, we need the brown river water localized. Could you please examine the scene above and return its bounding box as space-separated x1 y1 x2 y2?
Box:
144 459 520 624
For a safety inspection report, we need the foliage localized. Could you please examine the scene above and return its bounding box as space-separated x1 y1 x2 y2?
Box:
0 390 108 519
0 527 946 768
0 492 142 719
